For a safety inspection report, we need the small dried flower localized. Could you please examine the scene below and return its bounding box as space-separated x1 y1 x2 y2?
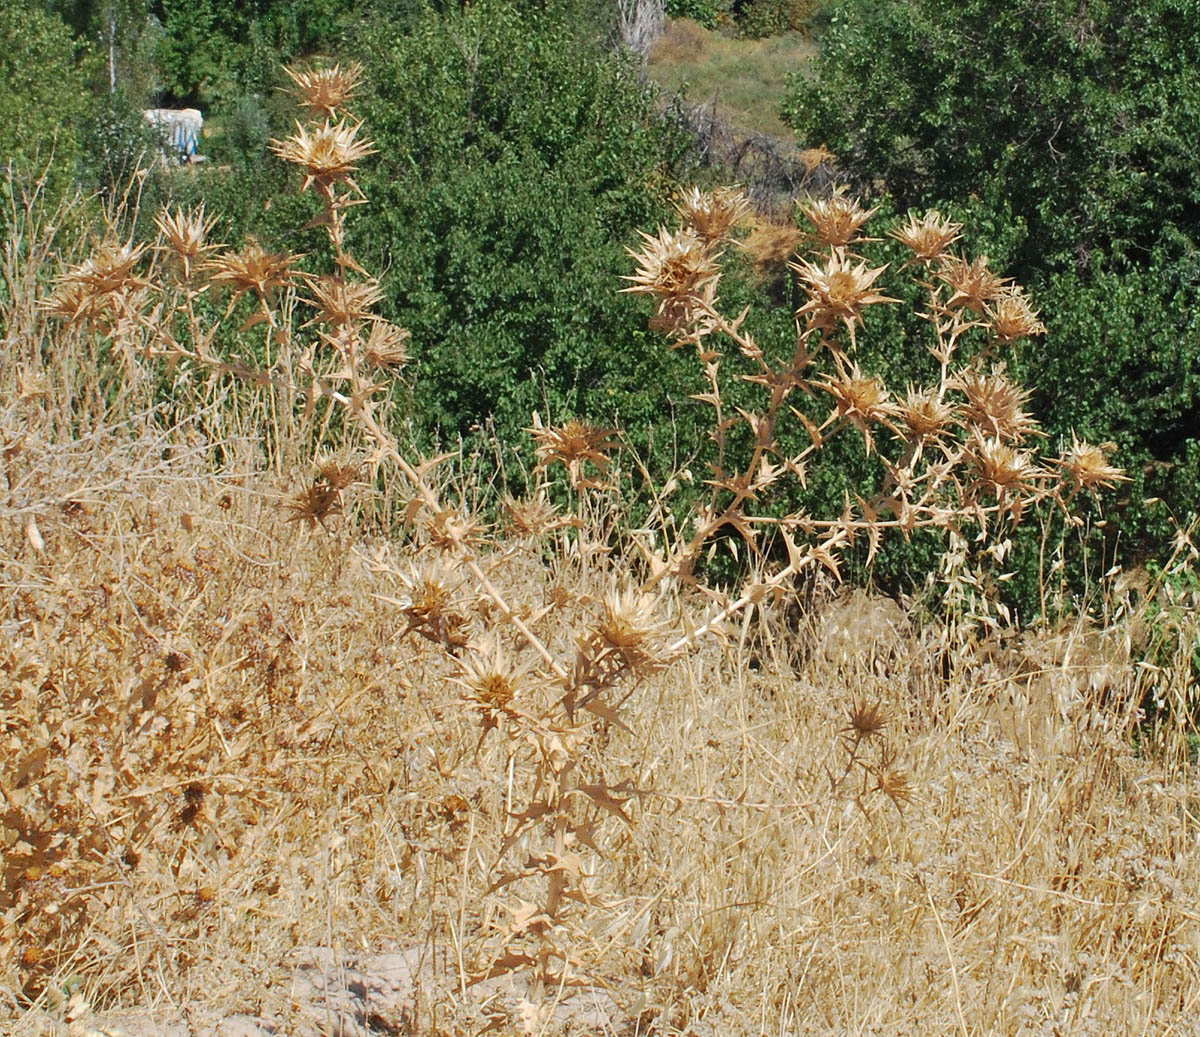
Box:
956 369 1039 442
938 254 1010 314
1056 434 1127 492
46 241 147 325
388 561 470 649
270 118 377 197
155 204 220 278
529 415 619 490
792 247 897 339
207 240 299 301
798 189 878 247
890 210 962 261
285 481 343 528
988 287 1046 342
592 587 667 674
284 62 364 118
624 226 721 335
677 186 752 245
421 506 488 555
819 366 895 449
455 638 523 718
843 698 889 743
875 764 915 810
363 320 410 369
306 275 384 326
896 385 957 443
969 435 1041 499
505 492 578 537
315 454 360 490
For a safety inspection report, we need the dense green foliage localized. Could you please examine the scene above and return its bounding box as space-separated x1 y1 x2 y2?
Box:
0 0 88 188
350 1 697 450
784 0 1200 588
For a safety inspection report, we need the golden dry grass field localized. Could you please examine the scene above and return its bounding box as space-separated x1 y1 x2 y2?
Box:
3 67 1200 1036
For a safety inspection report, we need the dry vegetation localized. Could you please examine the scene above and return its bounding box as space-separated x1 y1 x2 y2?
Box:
3 67 1200 1036
646 19 817 139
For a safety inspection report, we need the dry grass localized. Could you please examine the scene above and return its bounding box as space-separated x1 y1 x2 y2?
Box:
647 19 816 139
3 68 1200 1036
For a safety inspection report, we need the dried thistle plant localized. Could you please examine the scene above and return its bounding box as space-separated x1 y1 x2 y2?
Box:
283 61 364 118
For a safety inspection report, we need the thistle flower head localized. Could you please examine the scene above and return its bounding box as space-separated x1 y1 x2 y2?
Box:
956 369 1039 442
677 185 752 245
455 637 523 719
362 320 411 369
529 415 619 490
820 366 895 433
270 118 377 196
284 62 364 118
155 204 220 277
305 275 383 327
938 254 1010 314
593 587 667 673
392 560 469 649
624 226 721 335
969 435 1041 500
1056 434 1127 492
792 247 897 338
988 287 1046 342
897 385 957 443
889 210 962 261
843 697 889 743
798 188 877 247
207 240 299 301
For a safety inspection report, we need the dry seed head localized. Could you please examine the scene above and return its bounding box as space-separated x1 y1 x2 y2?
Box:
363 320 410 369
505 492 571 537
623 226 721 319
844 697 889 742
270 118 377 196
47 241 148 323
284 62 364 118
529 416 619 489
988 286 1047 342
876 764 916 809
285 482 343 528
792 247 897 337
969 435 1041 498
306 275 384 326
956 369 1040 442
1056 434 1127 492
798 189 878 247
155 204 220 276
391 560 471 648
798 144 835 173
314 453 360 490
819 367 895 428
421 506 488 555
455 638 522 715
938 254 1011 314
677 185 753 245
897 385 957 443
207 240 299 301
593 587 667 673
890 210 962 261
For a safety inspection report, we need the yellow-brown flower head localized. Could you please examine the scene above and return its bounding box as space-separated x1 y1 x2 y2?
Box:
820 366 895 429
988 286 1046 343
391 560 469 649
207 240 299 301
306 275 383 327
1056 434 1127 492
455 637 524 720
624 226 721 334
155 204 220 278
955 369 1039 442
897 385 956 443
792 247 897 339
593 587 667 674
270 118 377 197
677 185 753 245
969 435 1041 499
889 210 962 261
938 254 1010 314
798 189 877 247
283 62 364 119
362 320 411 369
529 415 618 490
45 240 148 327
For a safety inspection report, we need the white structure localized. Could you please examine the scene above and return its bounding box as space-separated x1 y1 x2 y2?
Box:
143 108 204 164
